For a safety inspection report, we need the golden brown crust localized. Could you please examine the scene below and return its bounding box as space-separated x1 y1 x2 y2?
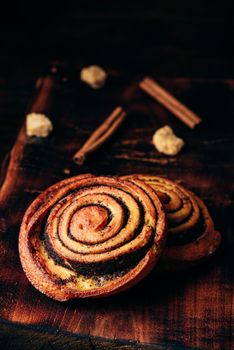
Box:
19 174 166 301
122 174 221 270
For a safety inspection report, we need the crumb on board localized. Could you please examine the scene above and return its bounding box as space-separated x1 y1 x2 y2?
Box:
63 168 71 175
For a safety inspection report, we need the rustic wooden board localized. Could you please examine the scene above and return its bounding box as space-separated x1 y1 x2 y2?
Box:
0 70 233 350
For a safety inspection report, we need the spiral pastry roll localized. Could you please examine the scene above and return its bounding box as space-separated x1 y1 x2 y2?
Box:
122 175 221 270
19 174 166 301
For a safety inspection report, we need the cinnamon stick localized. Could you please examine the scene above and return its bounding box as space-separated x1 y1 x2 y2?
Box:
140 77 201 128
73 106 127 165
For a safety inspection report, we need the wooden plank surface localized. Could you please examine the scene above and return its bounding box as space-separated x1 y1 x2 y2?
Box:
0 68 233 350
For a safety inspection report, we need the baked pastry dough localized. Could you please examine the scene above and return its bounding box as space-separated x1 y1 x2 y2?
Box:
19 174 166 301
122 175 221 270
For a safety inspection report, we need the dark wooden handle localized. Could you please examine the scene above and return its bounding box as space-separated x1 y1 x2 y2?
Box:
29 75 56 115
0 74 57 209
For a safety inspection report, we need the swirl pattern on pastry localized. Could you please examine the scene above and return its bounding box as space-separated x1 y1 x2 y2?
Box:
122 175 221 269
19 174 166 300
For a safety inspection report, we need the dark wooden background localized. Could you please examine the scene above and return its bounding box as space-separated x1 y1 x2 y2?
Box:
0 2 233 349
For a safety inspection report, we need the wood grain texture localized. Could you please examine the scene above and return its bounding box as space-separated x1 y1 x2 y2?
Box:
0 68 233 350
0 321 203 350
